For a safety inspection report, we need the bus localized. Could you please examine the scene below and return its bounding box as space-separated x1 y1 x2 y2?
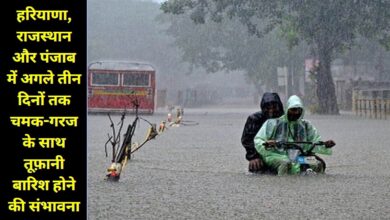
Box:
88 61 156 114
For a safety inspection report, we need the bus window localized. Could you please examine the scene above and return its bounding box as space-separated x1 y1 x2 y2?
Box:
123 73 149 86
92 72 119 86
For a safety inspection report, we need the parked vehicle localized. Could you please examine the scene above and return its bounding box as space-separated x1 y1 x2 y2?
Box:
88 61 156 114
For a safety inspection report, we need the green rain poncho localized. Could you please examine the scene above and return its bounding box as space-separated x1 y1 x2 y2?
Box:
254 95 332 175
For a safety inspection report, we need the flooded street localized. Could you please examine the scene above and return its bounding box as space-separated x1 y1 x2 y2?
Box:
87 108 390 220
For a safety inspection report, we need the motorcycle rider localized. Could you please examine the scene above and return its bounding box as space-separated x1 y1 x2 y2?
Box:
241 92 284 173
254 95 336 175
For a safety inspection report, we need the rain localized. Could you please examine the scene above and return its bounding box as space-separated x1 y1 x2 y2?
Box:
87 0 390 219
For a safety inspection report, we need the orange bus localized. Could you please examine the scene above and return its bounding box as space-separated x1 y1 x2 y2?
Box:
88 61 156 114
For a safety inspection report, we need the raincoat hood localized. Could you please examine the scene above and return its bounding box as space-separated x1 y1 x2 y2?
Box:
284 95 305 121
260 92 284 114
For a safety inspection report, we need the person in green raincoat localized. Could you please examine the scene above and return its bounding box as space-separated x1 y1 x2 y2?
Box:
254 95 336 175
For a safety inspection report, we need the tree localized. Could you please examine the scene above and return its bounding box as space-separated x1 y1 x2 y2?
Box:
160 4 309 99
161 13 289 90
161 0 390 114
338 37 390 82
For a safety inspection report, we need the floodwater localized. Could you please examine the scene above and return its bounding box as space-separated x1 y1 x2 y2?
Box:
87 108 390 220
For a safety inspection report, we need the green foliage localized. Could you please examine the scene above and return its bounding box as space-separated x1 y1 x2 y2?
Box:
162 0 390 53
278 17 300 50
161 4 308 90
161 0 194 15
161 0 390 114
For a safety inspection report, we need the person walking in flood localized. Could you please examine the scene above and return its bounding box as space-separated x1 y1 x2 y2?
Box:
241 92 284 173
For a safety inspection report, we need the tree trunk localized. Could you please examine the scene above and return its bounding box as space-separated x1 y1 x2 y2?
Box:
316 47 339 114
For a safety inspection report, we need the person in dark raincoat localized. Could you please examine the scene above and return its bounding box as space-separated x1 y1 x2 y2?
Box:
241 92 284 173
254 95 336 175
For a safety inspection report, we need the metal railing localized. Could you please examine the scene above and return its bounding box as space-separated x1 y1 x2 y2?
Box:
353 99 390 119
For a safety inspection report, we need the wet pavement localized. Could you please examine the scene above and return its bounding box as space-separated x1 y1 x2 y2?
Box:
87 108 390 219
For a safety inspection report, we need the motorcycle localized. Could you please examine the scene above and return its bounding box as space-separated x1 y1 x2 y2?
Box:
263 141 332 175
